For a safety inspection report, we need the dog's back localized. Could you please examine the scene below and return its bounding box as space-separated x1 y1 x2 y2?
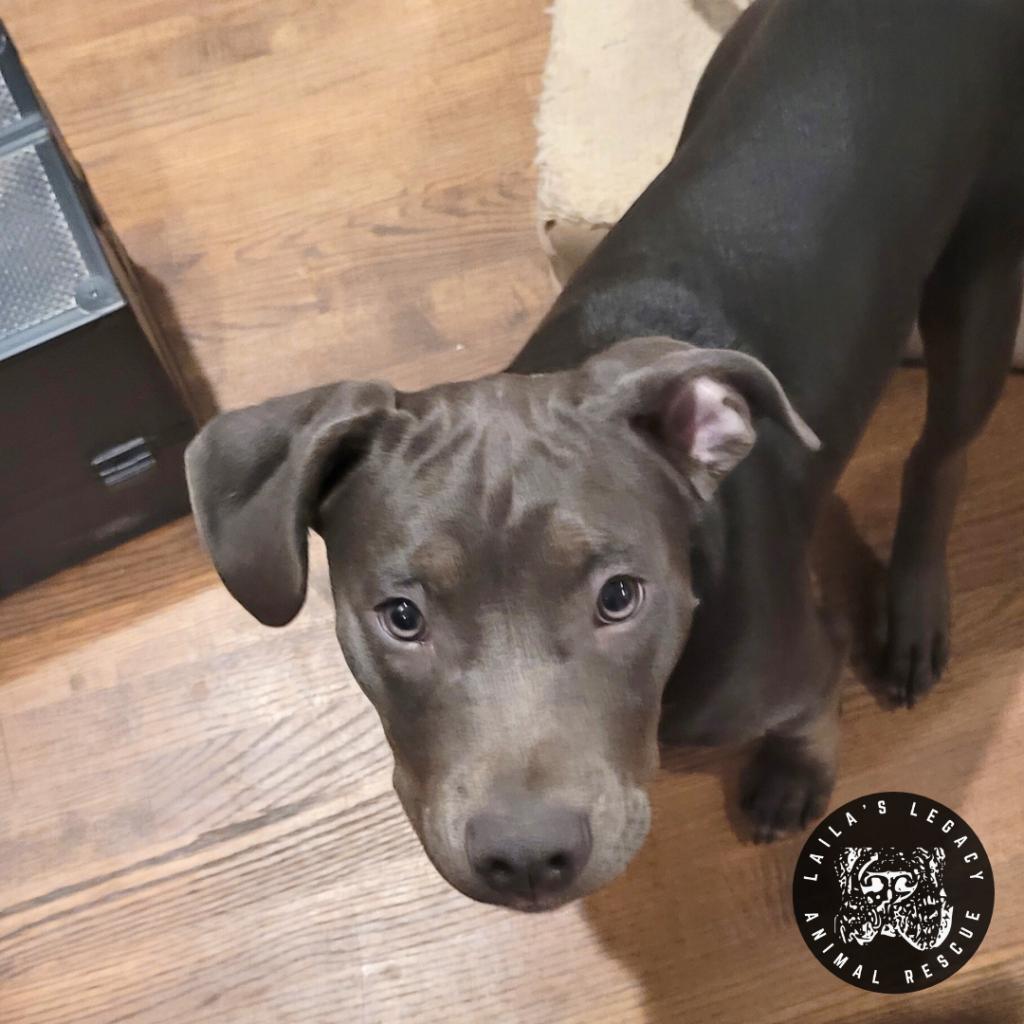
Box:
517 0 1024 465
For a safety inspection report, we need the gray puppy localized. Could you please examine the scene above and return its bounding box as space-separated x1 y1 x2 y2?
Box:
187 0 1024 910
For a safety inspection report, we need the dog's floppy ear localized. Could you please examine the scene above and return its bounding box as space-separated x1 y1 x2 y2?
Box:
185 381 396 627
584 336 820 499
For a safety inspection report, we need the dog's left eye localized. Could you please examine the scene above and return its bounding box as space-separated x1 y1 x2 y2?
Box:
379 598 426 641
596 576 643 624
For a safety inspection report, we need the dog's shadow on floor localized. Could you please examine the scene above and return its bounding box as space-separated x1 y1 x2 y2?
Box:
812 494 894 710
580 494 1020 1021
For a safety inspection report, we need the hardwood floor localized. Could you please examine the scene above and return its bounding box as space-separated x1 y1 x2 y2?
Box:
1 2 1022 1022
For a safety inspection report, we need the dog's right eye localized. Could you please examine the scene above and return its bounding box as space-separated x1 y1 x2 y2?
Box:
596 575 643 624
378 599 426 642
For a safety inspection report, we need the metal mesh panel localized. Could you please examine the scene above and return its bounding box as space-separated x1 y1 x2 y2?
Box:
0 74 19 129
0 146 88 338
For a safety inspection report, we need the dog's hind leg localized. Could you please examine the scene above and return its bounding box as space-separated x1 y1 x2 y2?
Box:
884 226 1023 707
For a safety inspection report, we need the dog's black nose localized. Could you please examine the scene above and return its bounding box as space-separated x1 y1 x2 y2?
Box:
465 804 592 899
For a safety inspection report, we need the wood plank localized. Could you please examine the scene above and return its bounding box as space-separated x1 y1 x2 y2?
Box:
1 1 1022 1021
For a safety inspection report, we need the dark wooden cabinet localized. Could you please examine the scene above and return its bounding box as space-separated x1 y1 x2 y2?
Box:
0 23 197 596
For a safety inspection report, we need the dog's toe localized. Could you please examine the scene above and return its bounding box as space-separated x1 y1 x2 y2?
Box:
882 567 951 707
884 626 949 707
885 642 934 708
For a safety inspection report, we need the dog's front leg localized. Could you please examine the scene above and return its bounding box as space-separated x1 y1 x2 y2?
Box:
739 682 840 845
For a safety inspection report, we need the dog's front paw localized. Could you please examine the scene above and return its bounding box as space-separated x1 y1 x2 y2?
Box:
740 739 834 844
882 563 950 708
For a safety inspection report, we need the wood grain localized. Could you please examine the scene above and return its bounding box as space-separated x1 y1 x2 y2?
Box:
1 2 1022 1022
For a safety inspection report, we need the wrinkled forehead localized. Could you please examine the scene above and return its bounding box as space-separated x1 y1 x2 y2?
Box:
393 374 592 504
330 375 678 585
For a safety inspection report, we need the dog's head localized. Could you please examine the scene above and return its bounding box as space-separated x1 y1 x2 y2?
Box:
186 337 818 910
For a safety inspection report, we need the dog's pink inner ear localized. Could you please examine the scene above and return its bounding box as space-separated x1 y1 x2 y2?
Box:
661 376 757 500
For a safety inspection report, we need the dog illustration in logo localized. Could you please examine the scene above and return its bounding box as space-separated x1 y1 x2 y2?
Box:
835 847 954 951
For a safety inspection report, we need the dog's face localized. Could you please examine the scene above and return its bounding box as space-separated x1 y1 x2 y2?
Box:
317 369 698 910
186 337 817 910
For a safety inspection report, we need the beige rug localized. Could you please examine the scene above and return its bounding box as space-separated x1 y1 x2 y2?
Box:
535 0 1024 365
